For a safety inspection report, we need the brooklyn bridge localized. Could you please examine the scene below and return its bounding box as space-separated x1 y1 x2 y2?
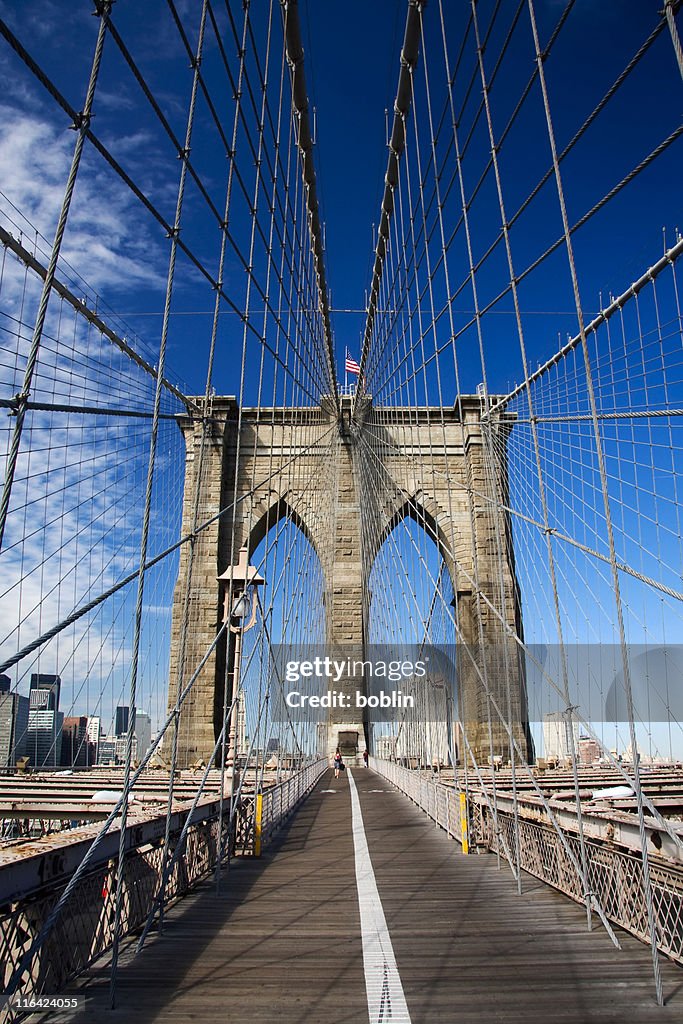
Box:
1 1 683 1021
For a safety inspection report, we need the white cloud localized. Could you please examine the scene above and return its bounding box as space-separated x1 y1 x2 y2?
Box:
94 89 137 113
0 103 166 294
0 98 184 735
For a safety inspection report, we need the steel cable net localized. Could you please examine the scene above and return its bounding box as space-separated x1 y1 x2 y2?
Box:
0 0 681 1011
0 1 336 742
0 0 335 1008
352 0 683 996
356 0 683 754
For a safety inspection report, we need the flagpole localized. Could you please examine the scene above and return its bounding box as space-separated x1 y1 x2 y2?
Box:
345 347 348 392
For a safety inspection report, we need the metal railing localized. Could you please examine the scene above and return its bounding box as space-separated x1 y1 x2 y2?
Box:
0 758 327 1010
369 757 465 844
1 812 223 1012
369 757 683 965
258 758 327 848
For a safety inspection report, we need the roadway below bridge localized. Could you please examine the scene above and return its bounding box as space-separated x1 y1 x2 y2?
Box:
52 768 683 1024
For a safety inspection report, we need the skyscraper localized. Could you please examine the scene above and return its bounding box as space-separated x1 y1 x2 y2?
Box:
112 708 152 763
87 716 101 762
27 674 63 768
115 705 130 737
134 711 152 758
29 674 60 708
0 687 29 767
61 716 93 767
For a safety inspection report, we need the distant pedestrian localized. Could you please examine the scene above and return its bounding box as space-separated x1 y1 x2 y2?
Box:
334 748 343 778
363 749 369 768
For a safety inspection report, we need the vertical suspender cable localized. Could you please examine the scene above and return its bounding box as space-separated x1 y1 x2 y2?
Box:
526 0 664 1000
108 2 209 1006
469 0 597 927
664 0 683 80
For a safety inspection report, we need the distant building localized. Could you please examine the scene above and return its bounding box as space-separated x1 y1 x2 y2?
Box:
115 705 130 737
86 716 101 761
0 674 10 693
578 735 602 766
0 689 29 767
115 735 133 763
624 742 647 765
543 712 579 761
134 711 152 759
61 716 95 767
27 674 62 768
94 707 152 764
97 736 117 765
375 734 397 761
393 680 449 765
29 674 60 709
115 735 150 763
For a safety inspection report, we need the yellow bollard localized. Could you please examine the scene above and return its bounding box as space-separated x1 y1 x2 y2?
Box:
254 792 263 857
459 792 469 855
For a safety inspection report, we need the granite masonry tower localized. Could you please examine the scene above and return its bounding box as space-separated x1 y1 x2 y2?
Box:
167 395 528 767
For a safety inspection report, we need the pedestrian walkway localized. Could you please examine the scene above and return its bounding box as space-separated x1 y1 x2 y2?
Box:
55 768 683 1023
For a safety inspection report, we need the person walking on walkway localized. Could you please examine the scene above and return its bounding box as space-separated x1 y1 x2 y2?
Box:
334 748 343 778
363 749 369 768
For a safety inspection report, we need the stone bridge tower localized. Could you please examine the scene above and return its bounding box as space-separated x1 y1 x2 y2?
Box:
167 395 529 768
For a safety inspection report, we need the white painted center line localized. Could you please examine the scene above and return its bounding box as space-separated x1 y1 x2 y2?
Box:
347 768 412 1024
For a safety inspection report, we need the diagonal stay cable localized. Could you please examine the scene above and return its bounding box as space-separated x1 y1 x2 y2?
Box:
0 422 337 675
0 2 113 553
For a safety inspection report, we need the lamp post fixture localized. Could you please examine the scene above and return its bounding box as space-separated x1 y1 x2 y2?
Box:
217 546 265 770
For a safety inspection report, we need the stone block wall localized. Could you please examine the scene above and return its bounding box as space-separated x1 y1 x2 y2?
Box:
167 395 528 767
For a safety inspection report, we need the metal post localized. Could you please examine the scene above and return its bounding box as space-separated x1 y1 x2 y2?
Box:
254 792 263 857
227 627 243 769
215 548 264 890
459 792 470 855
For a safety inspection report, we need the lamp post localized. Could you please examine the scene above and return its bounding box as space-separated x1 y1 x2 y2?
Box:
217 546 265 770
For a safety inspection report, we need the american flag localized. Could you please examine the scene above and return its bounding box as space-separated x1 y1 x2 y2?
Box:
345 353 361 376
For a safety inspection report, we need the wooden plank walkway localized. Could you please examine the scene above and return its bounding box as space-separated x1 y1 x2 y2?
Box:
52 768 683 1023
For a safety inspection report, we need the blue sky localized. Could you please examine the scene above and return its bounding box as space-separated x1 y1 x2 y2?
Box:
0 0 680 398
307 0 682 380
